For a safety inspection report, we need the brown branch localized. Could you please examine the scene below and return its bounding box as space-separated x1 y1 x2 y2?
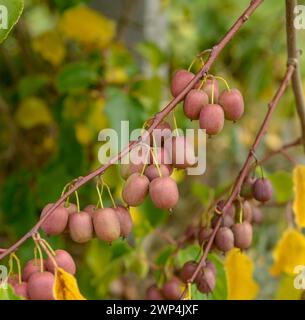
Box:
0 0 263 261
286 0 305 153
181 64 296 299
257 137 301 165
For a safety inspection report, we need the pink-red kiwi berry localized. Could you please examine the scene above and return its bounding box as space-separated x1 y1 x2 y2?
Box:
40 203 69 236
199 104 225 136
171 70 195 97
219 89 244 121
232 221 253 250
146 285 164 300
46 249 76 275
68 211 93 243
149 176 179 209
23 259 44 282
252 178 273 202
183 89 209 120
27 271 55 300
144 164 171 181
215 227 234 252
162 277 182 300
122 173 150 207
93 208 121 243
168 136 196 169
202 79 219 103
114 205 133 238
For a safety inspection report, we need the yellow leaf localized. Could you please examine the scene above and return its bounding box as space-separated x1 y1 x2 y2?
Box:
270 228 305 276
87 98 108 131
75 123 93 146
54 268 86 300
275 274 302 300
293 165 305 228
224 248 259 300
105 67 128 85
32 31 66 66
171 169 185 183
59 6 115 50
15 97 53 129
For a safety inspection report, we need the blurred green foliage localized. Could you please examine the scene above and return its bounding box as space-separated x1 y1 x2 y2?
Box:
0 0 304 300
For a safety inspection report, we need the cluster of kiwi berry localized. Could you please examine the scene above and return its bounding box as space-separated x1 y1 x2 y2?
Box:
8 249 75 300
146 258 217 300
171 69 245 135
199 176 272 255
120 121 197 210
40 200 133 244
146 175 271 299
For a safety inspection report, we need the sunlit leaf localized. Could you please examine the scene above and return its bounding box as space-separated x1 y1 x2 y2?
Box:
54 268 86 300
224 248 259 300
270 228 305 276
59 6 115 50
275 274 302 300
15 97 53 129
0 0 24 43
292 165 305 228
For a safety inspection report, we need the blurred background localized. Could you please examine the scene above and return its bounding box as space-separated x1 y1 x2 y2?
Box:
1 0 305 300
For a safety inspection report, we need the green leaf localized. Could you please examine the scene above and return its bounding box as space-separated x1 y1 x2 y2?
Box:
208 253 227 300
0 0 24 44
105 87 146 140
0 170 36 237
176 244 201 266
268 171 293 204
18 74 49 98
0 285 23 300
191 182 214 206
55 62 99 94
137 41 167 69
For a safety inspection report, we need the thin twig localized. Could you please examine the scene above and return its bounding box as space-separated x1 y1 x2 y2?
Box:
286 0 305 153
0 0 263 261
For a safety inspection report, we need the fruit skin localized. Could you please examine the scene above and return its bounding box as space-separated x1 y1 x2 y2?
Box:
122 173 150 207
215 227 234 252
183 89 209 120
68 211 93 243
8 274 19 286
83 204 97 217
149 177 179 209
145 164 170 181
199 104 225 135
146 285 164 300
202 79 219 103
232 221 253 250
252 207 263 225
171 70 195 97
46 249 76 275
13 282 28 299
180 261 198 283
205 261 216 276
40 203 69 236
93 208 121 243
63 203 77 215
219 89 244 121
168 136 196 169
198 227 213 245
212 215 234 228
252 178 273 202
114 205 133 237
162 277 181 300
196 268 216 293
243 200 253 223
27 271 55 300
150 147 172 170
23 259 44 282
